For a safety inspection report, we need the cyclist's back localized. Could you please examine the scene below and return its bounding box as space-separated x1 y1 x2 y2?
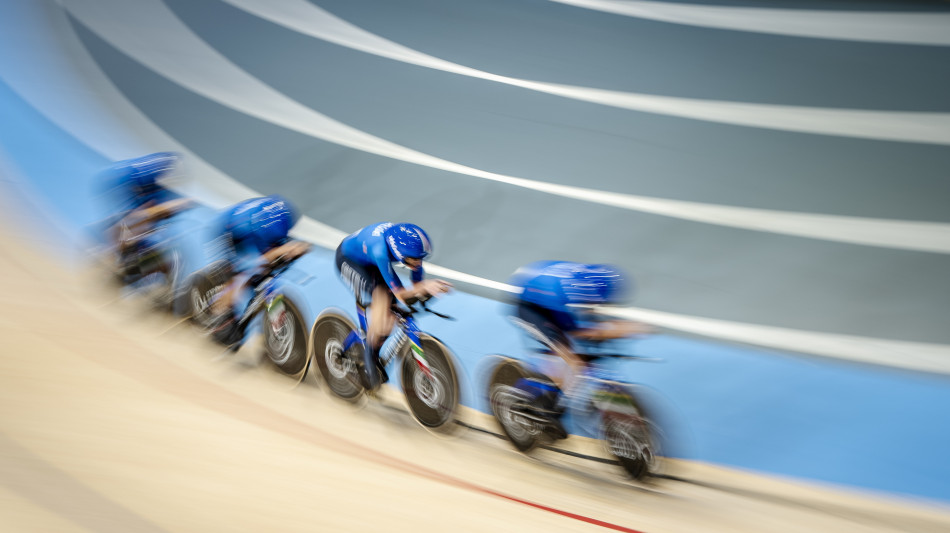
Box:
338 222 425 299
510 260 615 354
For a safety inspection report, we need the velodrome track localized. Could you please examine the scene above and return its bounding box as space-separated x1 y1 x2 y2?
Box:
3 0 950 530
2 215 949 532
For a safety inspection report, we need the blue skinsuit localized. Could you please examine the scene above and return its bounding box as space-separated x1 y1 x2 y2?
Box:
339 222 425 292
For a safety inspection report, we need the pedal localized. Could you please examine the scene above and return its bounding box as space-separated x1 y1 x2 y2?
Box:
520 402 567 440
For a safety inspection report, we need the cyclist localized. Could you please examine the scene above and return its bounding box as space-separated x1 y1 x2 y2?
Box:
508 261 652 433
335 222 452 390
208 195 311 345
100 152 193 283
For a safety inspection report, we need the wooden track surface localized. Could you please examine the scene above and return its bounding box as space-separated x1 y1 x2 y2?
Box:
1 223 949 533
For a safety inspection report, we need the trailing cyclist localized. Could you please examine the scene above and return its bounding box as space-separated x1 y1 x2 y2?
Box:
99 151 193 285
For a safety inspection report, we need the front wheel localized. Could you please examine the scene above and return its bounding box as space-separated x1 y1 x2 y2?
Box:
310 312 363 402
597 388 660 480
487 359 543 453
261 296 308 377
400 336 459 431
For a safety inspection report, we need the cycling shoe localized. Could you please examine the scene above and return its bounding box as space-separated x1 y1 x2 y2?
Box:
353 362 389 393
211 312 242 347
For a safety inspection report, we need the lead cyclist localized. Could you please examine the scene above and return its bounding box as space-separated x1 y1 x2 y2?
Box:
507 261 653 433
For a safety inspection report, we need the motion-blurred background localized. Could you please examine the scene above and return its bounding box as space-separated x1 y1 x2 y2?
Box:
2 1 950 528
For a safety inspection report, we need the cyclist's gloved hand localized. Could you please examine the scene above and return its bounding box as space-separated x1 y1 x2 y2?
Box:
422 279 453 297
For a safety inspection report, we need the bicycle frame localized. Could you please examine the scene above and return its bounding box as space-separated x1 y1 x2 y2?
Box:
227 260 295 339
517 352 641 436
341 303 434 380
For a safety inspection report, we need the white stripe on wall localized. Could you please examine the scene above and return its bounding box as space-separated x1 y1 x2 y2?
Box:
550 0 950 46
59 0 950 254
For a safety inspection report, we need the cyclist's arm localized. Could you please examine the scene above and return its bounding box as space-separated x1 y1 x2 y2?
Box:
235 241 309 292
261 240 310 265
404 263 451 299
572 320 653 341
378 260 438 303
126 197 192 228
379 261 417 302
410 265 424 284
538 329 581 369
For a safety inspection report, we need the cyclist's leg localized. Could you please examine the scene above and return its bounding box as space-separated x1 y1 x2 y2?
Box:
210 252 255 334
366 285 395 344
515 303 579 385
336 248 389 388
364 285 396 387
112 212 145 278
565 364 599 414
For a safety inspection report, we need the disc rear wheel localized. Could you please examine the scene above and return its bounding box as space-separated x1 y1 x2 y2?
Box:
487 360 542 453
311 314 363 402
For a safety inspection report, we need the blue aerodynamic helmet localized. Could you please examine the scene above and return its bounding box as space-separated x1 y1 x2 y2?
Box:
512 261 631 311
385 223 433 262
251 195 297 248
121 152 181 196
228 195 298 251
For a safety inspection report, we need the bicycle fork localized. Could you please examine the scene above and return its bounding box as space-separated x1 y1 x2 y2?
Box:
399 318 433 380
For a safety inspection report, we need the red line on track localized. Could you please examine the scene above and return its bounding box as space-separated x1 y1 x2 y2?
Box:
348 429 646 533
54 322 646 533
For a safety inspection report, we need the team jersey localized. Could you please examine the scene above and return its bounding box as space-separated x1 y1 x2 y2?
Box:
339 222 425 292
